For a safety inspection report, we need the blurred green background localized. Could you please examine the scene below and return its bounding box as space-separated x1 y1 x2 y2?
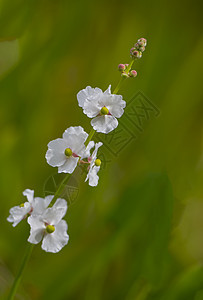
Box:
1 0 203 299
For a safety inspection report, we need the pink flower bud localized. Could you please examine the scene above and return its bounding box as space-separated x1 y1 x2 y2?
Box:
138 38 147 47
131 50 142 59
139 46 145 52
118 64 126 72
129 70 137 77
134 42 140 49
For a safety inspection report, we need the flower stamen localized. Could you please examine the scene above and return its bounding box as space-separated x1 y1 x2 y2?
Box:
46 225 55 234
100 107 109 115
64 148 72 157
95 159 101 167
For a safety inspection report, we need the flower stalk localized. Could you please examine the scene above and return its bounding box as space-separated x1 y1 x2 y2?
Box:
7 244 34 300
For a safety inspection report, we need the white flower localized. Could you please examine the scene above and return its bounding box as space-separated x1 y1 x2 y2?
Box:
28 198 69 253
46 126 88 173
7 189 53 227
77 85 126 134
85 142 103 186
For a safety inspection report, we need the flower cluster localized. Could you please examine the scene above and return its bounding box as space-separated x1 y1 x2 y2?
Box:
130 38 147 59
7 38 147 253
118 64 138 78
7 189 69 253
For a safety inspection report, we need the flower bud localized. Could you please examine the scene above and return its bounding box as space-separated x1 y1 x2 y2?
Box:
118 64 126 72
46 225 55 234
138 38 147 47
134 42 140 49
121 72 129 78
139 46 145 52
129 70 137 77
131 49 142 59
95 159 101 166
65 148 72 157
100 106 109 115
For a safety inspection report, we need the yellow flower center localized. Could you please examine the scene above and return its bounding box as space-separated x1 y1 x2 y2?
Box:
95 159 101 166
46 225 55 234
100 107 109 115
64 148 72 157
20 203 24 207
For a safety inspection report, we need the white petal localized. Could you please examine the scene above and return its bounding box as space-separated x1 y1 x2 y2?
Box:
32 195 54 216
52 198 67 213
83 100 101 118
62 126 88 155
7 202 31 227
41 220 69 253
27 216 44 244
58 157 78 173
101 94 126 118
104 85 111 95
46 138 67 167
77 86 103 108
92 142 103 159
43 206 67 225
23 189 34 203
81 141 95 159
86 166 100 187
91 115 118 134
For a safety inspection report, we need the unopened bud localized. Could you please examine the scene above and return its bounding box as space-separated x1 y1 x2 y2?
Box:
129 70 137 77
139 46 145 52
131 49 142 59
138 38 147 47
134 42 140 49
121 72 129 78
118 64 126 72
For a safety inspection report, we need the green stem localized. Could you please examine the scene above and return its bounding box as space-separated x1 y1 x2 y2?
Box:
113 59 135 94
8 244 34 300
85 128 95 147
113 76 125 94
52 173 71 203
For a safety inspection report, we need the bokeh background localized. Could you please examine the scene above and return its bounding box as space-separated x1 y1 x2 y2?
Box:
1 0 203 299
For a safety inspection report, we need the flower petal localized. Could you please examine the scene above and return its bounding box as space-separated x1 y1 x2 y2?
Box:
81 141 95 159
77 86 102 108
101 94 126 118
42 220 69 253
46 138 67 167
58 157 78 174
23 189 34 203
32 195 54 216
52 198 67 214
91 115 118 134
104 85 111 95
62 126 88 155
7 202 31 227
90 142 103 168
27 216 44 244
86 166 100 187
43 206 67 225
83 100 101 118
